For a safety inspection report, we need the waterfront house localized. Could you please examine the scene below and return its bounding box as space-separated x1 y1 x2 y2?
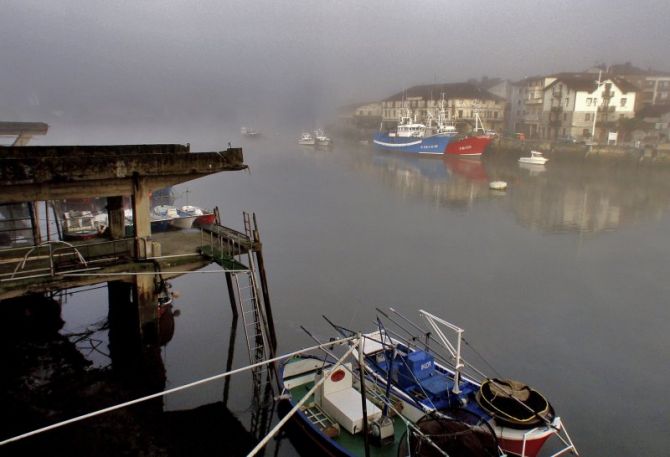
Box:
542 73 637 142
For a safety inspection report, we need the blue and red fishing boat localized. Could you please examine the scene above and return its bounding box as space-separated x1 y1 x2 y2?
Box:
373 98 494 156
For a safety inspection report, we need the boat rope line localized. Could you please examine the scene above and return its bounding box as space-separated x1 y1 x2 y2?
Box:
282 335 451 457
370 320 564 434
364 369 451 457
61 269 253 277
378 309 491 382
0 336 356 447
248 341 358 457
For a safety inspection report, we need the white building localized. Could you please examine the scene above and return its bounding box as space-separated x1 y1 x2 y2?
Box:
542 73 637 141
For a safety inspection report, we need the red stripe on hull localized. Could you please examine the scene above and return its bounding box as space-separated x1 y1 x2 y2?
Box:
445 135 493 156
499 434 552 457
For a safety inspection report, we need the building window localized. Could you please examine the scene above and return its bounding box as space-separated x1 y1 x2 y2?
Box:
620 98 627 107
565 97 569 107
494 111 498 119
586 98 593 106
458 110 463 118
585 113 591 121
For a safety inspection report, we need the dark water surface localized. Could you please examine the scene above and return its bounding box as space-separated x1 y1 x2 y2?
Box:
58 130 670 456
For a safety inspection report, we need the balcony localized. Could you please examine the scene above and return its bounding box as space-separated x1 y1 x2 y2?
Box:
526 97 543 105
550 106 563 113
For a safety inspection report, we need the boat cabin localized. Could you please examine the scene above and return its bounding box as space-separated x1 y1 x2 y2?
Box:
314 363 382 435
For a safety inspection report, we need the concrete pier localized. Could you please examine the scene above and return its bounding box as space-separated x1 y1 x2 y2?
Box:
0 143 248 327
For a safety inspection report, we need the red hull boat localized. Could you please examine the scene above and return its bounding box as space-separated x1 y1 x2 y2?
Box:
445 135 494 156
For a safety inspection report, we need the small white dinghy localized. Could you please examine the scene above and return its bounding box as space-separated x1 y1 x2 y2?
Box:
519 150 548 165
489 181 508 190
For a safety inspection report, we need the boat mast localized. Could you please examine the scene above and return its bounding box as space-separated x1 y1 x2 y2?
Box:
419 310 465 395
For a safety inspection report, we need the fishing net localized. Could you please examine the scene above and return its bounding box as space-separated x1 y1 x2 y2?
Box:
397 411 499 457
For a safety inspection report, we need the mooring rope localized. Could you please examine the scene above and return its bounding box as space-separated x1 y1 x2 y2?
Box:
0 335 356 447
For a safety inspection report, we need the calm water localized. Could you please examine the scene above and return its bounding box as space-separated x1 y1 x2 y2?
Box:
60 129 670 456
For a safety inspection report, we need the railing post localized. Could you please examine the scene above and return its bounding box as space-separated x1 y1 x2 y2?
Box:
48 242 54 277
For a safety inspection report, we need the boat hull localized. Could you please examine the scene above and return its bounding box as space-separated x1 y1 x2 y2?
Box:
168 215 197 230
373 132 452 154
445 135 493 156
518 158 548 165
194 213 216 226
373 132 493 156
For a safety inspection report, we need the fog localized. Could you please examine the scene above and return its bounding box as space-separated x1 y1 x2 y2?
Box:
2 0 668 135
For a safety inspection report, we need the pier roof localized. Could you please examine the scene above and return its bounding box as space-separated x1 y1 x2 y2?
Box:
0 143 246 203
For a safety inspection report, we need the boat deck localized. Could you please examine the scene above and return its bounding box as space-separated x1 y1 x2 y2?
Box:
288 382 411 457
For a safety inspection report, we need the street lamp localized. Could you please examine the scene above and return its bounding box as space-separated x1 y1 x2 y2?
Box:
591 71 604 142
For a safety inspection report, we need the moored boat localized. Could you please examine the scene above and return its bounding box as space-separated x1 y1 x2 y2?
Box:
278 349 502 457
519 151 548 165
338 310 578 457
445 135 494 156
241 126 261 137
314 129 333 147
62 210 107 240
373 97 493 156
489 181 508 190
179 205 216 226
299 132 316 145
152 205 197 230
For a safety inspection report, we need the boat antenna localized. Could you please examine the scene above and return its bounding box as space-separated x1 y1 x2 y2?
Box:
375 307 429 350
389 307 432 348
322 315 355 337
375 317 396 418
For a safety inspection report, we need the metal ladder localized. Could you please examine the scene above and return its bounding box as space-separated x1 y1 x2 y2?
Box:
232 212 275 441
232 269 268 368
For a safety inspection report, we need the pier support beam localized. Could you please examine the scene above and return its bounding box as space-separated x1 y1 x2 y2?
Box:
135 274 157 334
106 196 125 240
131 174 152 259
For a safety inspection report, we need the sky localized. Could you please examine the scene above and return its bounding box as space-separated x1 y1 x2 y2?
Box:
1 0 668 132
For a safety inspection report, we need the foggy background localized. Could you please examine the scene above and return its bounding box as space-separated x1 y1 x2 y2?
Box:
1 0 669 139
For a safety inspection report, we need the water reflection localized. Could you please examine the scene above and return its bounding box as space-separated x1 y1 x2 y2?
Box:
350 149 670 234
358 153 492 210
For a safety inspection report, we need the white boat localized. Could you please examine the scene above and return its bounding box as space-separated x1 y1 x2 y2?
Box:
241 126 260 137
62 210 107 240
519 150 548 165
298 132 316 145
152 205 197 230
313 129 332 147
179 205 216 226
489 180 508 190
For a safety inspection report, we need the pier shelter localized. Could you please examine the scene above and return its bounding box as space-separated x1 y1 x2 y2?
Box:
0 143 273 340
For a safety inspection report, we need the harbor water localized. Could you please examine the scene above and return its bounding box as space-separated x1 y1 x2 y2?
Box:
46 127 670 456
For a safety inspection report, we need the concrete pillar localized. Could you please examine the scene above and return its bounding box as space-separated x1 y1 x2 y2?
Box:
28 201 41 245
131 174 151 258
106 196 125 240
135 273 157 334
